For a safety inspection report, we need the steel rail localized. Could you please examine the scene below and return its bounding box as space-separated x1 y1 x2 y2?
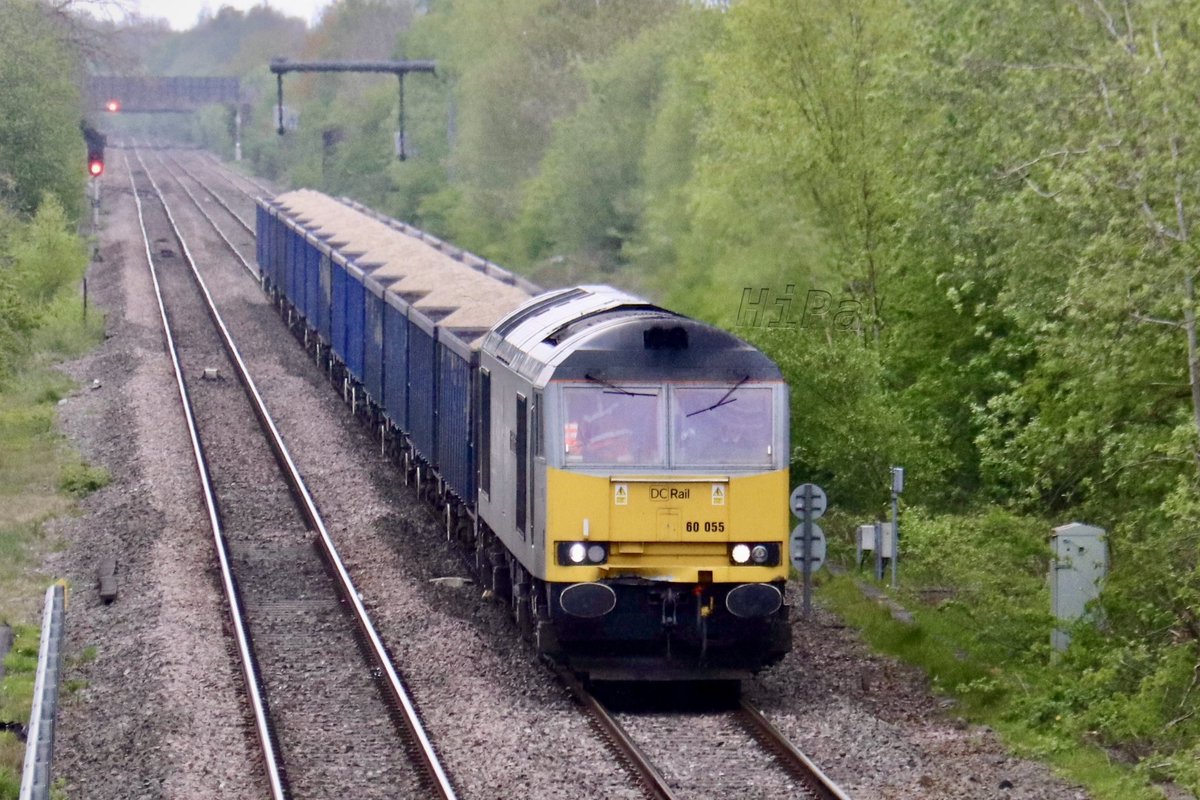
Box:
125 150 290 800
133 148 459 800
201 151 275 197
555 668 680 800
557 660 852 800
738 700 853 800
160 151 256 235
148 151 258 280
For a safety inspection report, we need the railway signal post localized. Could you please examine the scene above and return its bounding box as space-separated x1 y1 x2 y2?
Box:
87 160 102 232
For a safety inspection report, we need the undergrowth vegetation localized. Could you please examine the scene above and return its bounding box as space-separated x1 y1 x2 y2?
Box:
0 624 39 798
0 170 105 800
0 2 115 795
821 504 1198 799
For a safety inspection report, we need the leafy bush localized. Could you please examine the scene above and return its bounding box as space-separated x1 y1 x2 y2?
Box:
7 196 85 305
900 506 1052 661
0 195 91 385
58 462 110 497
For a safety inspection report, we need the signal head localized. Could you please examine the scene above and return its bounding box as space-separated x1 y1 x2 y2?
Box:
88 159 104 177
105 99 120 113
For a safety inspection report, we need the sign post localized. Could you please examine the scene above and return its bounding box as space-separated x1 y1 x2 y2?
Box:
789 483 827 618
874 521 884 581
890 466 904 588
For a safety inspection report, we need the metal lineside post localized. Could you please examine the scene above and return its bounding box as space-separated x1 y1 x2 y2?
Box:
90 180 99 231
19 585 64 800
275 72 284 135
397 72 406 161
874 520 883 582
890 466 904 589
891 489 900 588
802 483 812 619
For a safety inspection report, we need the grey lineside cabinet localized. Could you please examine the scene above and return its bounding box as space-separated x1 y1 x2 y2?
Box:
1050 522 1108 652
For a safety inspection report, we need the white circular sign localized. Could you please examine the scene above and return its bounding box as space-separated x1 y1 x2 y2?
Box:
789 483 827 519
790 523 826 572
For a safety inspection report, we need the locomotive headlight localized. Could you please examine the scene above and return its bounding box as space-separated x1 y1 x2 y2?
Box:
558 541 608 565
729 543 780 566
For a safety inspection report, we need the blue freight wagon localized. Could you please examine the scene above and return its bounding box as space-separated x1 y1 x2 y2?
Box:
256 190 536 514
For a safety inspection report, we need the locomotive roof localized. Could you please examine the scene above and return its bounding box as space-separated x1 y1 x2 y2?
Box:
268 190 533 348
482 286 781 386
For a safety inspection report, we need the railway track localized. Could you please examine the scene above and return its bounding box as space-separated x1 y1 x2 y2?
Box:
159 150 258 237
123 144 852 800
123 147 458 800
559 669 851 800
201 148 278 197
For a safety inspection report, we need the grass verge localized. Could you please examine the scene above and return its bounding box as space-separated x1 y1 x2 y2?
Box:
0 295 105 798
0 623 40 794
818 572 1162 800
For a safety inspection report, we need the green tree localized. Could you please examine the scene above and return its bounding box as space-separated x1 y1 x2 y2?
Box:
512 11 688 280
0 0 85 219
910 3 1200 774
428 0 678 257
947 1 1200 516
675 0 911 335
630 9 723 291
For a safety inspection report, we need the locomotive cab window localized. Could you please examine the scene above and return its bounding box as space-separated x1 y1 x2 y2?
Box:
672 385 774 468
562 385 665 466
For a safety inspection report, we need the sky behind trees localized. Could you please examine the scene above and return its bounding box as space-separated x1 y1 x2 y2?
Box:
133 0 327 29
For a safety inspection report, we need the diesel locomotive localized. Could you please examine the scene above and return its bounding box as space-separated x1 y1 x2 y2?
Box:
257 190 792 680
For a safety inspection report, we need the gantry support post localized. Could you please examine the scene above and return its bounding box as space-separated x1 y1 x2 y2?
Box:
268 59 437 159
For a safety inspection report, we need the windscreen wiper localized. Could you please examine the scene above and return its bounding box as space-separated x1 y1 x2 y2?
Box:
585 373 657 397
686 375 749 417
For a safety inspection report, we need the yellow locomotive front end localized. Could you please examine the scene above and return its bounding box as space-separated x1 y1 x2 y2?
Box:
541 378 792 679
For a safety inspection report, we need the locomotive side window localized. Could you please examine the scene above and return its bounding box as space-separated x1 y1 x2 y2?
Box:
533 391 543 458
479 369 491 496
516 394 527 534
531 391 542 541
672 385 774 467
562 386 665 466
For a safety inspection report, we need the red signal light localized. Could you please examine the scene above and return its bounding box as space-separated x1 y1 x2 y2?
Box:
106 99 120 113
88 159 104 177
